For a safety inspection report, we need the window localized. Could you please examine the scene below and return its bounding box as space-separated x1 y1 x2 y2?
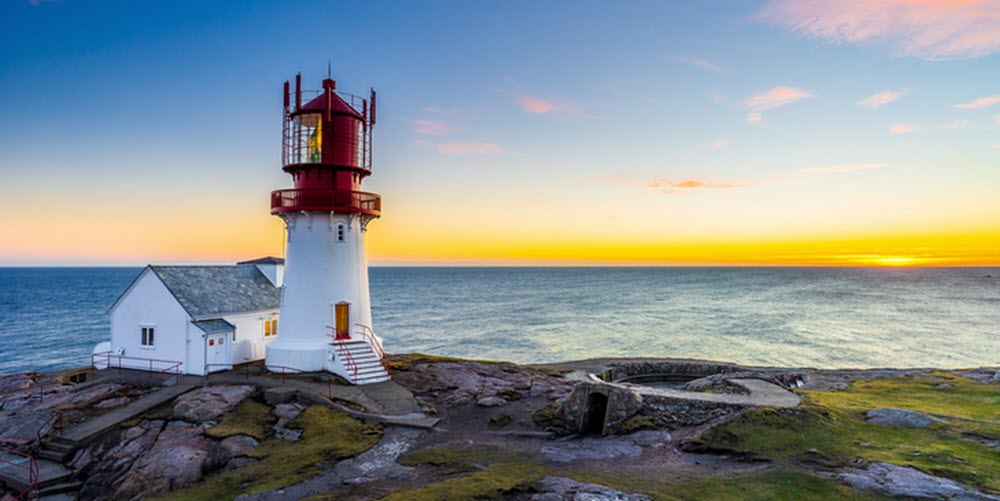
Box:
336 223 345 242
141 326 155 347
264 318 278 337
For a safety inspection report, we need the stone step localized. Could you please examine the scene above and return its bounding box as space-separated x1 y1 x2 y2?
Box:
43 438 77 452
38 479 82 497
0 454 74 493
36 447 74 464
354 374 391 385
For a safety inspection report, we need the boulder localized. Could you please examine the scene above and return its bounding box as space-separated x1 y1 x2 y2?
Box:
477 396 507 407
836 462 1000 500
272 403 305 420
76 420 164 499
532 476 651 500
173 385 256 422
114 423 225 499
264 387 297 405
220 435 260 458
866 408 946 429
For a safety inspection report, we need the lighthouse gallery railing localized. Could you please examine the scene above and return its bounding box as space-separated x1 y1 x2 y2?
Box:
270 189 381 215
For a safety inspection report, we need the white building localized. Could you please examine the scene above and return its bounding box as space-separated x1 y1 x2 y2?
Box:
96 258 283 376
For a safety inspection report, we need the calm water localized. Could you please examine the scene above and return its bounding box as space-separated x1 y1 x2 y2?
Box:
1 267 998 374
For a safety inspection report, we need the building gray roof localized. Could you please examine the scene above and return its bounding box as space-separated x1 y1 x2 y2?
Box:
149 265 281 319
237 256 285 265
192 319 236 334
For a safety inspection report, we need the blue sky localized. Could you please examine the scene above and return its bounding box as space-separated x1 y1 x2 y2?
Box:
2 0 998 265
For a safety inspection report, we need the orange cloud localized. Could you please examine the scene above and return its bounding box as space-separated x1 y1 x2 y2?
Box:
438 141 505 156
890 124 914 134
795 162 891 175
517 96 556 114
857 90 907 109
755 0 1000 60
954 95 1000 109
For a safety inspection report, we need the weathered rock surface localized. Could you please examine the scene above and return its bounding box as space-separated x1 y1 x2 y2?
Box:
220 434 260 457
866 408 946 429
173 385 256 422
836 462 1000 500
541 435 643 463
0 372 38 395
114 423 226 499
272 402 304 420
477 396 507 407
392 361 574 407
531 476 652 501
75 419 165 500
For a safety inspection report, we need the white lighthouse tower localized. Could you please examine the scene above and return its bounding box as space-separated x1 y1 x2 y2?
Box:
265 73 389 384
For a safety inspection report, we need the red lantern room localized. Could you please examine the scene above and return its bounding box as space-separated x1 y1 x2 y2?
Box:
271 74 380 216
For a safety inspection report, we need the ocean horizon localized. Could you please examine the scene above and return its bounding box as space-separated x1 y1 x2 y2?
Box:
1 266 998 374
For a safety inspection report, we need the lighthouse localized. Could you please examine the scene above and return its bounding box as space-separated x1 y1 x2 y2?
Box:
265 73 389 385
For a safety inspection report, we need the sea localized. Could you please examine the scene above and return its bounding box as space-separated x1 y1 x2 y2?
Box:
1 267 998 374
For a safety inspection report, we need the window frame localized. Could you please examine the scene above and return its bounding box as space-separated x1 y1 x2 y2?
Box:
140 325 156 348
263 318 278 338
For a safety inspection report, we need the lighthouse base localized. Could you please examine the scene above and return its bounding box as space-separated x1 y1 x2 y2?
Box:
265 340 327 373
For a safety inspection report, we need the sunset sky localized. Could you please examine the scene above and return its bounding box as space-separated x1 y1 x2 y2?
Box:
2 0 998 266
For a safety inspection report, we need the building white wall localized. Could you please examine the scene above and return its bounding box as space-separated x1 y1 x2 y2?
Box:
253 264 284 287
267 212 374 372
109 269 199 375
224 310 279 364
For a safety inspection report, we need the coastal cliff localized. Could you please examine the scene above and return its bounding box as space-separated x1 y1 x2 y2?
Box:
1 355 998 500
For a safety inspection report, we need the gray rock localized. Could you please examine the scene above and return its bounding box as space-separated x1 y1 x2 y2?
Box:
114 423 222 499
541 436 643 463
264 387 297 404
93 396 130 409
477 396 507 407
273 418 303 441
173 385 256 422
76 419 164 499
220 434 260 458
866 408 946 429
629 430 671 447
533 476 651 500
273 403 304 420
837 462 1000 500
227 456 259 470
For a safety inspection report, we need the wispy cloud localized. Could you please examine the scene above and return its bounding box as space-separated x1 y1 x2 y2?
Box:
935 119 973 130
954 95 1000 109
889 124 914 135
668 55 727 72
498 79 585 117
406 119 450 136
743 86 813 123
710 138 731 149
795 162 891 175
644 177 747 195
754 0 1000 60
438 141 506 156
857 90 907 109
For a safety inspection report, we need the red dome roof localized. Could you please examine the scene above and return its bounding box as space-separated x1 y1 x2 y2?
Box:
295 79 362 118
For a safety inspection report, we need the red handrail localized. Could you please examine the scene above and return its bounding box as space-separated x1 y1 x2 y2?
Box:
333 341 359 382
91 351 183 386
35 412 63 446
263 365 335 399
354 324 390 371
0 446 39 500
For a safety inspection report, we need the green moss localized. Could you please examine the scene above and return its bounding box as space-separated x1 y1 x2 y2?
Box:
390 353 509 372
156 406 383 500
532 404 569 432
391 446 545 500
694 375 1000 493
614 415 660 434
489 413 512 428
205 399 274 440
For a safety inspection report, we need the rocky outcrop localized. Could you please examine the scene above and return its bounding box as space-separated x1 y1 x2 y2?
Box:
220 435 260 458
531 476 651 500
75 419 165 499
392 361 574 407
173 385 256 422
835 462 1000 500
114 422 227 499
866 408 947 429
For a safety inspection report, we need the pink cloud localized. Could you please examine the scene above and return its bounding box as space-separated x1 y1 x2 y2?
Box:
669 55 727 72
795 162 891 175
745 111 763 124
644 177 747 194
710 138 731 149
517 96 556 114
754 0 1000 60
857 90 907 109
954 95 1000 109
407 119 450 136
437 141 505 156
745 86 814 111
889 124 914 134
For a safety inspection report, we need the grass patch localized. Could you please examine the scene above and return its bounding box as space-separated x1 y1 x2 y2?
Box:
156 406 382 500
531 404 570 433
389 446 545 500
205 399 274 440
389 353 508 371
693 374 1000 493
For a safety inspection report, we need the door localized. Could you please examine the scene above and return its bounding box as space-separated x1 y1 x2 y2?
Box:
206 334 230 371
335 302 350 340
